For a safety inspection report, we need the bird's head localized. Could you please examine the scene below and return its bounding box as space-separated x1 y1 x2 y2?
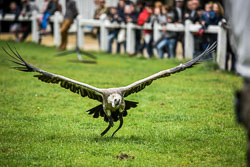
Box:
108 93 122 108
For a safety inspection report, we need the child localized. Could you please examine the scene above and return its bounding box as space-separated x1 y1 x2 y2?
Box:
198 2 215 35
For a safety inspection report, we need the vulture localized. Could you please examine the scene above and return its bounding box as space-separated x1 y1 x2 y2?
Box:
4 42 216 137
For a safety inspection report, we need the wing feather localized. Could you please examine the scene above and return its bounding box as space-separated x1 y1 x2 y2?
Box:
122 42 217 97
4 46 104 102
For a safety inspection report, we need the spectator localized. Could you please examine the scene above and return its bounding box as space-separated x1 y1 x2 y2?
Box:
192 6 206 58
155 6 177 59
57 0 78 51
195 6 205 25
184 0 192 17
40 0 59 31
184 0 199 23
94 0 108 20
153 5 167 59
184 0 203 58
124 2 140 55
117 0 126 21
93 0 99 6
0 0 3 15
173 0 185 58
166 6 178 59
20 0 39 42
116 0 126 54
192 0 200 9
20 0 38 17
36 0 50 25
134 0 145 55
9 2 21 42
125 2 138 24
206 2 224 48
106 7 121 53
137 2 154 58
197 1 215 36
135 0 144 14
39 0 62 43
173 0 184 23
213 2 224 25
154 1 163 9
93 0 108 46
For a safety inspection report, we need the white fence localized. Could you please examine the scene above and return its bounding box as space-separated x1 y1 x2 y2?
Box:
0 12 227 69
75 15 227 69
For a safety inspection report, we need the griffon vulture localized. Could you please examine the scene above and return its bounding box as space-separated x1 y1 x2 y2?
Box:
3 42 216 137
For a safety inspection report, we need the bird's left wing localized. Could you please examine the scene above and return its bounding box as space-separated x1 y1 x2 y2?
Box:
3 46 103 102
121 42 217 97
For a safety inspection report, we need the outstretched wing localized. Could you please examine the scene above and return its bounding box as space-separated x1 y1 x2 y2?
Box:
121 42 217 97
4 46 103 102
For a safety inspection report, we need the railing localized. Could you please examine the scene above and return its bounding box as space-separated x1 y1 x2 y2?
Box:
0 11 39 43
76 16 227 69
0 11 63 45
0 12 227 69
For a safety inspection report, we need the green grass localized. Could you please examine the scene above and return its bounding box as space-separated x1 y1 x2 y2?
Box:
0 41 245 166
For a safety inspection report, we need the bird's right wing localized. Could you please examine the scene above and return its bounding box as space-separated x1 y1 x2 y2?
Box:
4 46 103 102
121 42 217 97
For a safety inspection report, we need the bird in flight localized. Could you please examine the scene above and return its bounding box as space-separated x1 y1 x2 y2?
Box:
4 42 216 137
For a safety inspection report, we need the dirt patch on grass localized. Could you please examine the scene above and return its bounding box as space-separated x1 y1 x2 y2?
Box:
115 152 135 160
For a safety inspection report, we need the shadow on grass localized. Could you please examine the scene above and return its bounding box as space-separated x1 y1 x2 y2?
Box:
67 59 97 64
89 135 147 144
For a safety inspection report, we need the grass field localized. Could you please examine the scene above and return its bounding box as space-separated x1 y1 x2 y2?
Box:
0 41 246 166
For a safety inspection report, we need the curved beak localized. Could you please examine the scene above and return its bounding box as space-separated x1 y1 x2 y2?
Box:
115 99 120 106
112 99 120 107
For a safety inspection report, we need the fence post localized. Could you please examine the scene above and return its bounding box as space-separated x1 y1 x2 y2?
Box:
217 22 227 70
184 20 194 59
77 15 84 49
153 21 161 42
100 19 108 51
53 11 61 46
31 10 39 43
153 21 162 58
126 23 135 55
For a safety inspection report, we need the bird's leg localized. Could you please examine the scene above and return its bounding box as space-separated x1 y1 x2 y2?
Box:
111 112 123 137
105 109 114 127
108 116 114 127
101 121 112 136
101 110 114 136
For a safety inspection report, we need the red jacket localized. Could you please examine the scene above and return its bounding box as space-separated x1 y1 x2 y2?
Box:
137 8 152 34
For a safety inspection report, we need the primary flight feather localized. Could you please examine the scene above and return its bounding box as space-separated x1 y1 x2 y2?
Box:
4 42 216 137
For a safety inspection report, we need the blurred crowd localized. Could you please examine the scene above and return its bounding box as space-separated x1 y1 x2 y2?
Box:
3 0 62 43
94 0 224 58
2 0 225 59
6 0 39 42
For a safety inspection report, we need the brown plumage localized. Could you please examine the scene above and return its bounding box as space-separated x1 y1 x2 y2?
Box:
3 42 216 137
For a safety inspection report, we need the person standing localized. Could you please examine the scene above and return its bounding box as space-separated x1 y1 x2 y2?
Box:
173 0 184 58
9 2 21 42
93 0 108 47
137 2 154 58
225 0 250 166
57 0 78 51
20 0 39 42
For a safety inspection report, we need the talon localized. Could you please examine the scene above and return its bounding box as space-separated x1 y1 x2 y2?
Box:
101 122 112 136
111 113 123 137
